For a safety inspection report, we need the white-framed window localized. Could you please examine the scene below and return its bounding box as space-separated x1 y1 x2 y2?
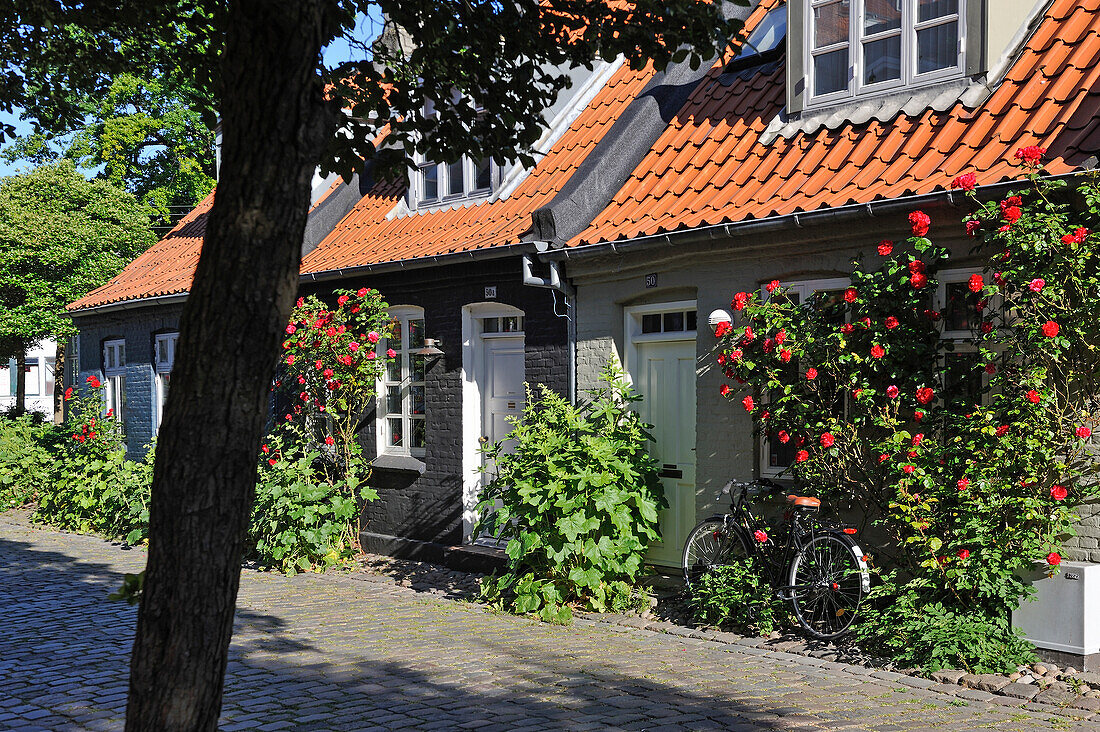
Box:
153 332 178 431
805 0 966 108
409 156 495 208
726 5 787 70
378 306 427 457
103 339 126 424
935 269 988 408
761 277 850 478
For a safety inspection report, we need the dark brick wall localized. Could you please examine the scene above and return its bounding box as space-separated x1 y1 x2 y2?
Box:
71 305 184 460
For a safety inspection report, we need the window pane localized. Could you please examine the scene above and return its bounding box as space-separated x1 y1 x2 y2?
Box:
408 319 425 349
769 432 798 469
423 165 438 199
482 317 500 334
411 355 425 382
687 310 697 331
814 1 850 48
389 322 403 352
388 417 403 447
502 315 520 333
943 282 976 331
386 385 402 415
448 160 464 196
917 21 958 73
864 2 901 35
745 6 787 54
814 48 849 95
641 314 661 334
918 0 958 22
411 418 426 450
410 385 425 415
944 352 981 407
863 35 901 84
663 311 685 332
45 357 55 397
25 359 40 396
813 290 847 325
475 158 492 190
386 359 401 382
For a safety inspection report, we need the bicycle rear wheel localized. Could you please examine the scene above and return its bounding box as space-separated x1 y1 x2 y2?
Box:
681 518 750 589
787 534 866 639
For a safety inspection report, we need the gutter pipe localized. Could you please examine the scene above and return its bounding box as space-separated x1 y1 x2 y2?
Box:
522 253 577 404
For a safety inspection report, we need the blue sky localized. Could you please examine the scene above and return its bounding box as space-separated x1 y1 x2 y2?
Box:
0 11 383 179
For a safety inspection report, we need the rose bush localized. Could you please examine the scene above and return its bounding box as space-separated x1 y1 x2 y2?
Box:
713 149 1100 671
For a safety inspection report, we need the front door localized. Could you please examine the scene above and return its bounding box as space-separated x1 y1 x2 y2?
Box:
475 333 525 544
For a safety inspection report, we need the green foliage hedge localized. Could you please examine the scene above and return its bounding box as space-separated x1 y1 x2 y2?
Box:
686 558 785 636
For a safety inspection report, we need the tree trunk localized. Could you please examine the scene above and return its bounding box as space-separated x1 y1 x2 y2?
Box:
125 2 341 729
13 350 25 418
53 341 65 424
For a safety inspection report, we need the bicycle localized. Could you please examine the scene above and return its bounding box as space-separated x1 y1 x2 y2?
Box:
681 477 871 640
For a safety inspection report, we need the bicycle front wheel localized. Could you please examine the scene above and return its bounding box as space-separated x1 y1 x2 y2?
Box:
787 534 866 640
682 518 749 590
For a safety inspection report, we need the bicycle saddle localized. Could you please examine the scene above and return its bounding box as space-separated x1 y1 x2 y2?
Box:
786 494 821 510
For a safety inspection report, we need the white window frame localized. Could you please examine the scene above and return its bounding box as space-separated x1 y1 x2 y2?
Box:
935 268 992 406
805 0 967 110
153 332 179 431
103 339 126 425
410 155 496 209
760 277 850 479
377 306 427 458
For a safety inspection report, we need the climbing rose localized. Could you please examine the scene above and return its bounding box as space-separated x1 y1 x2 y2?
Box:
1047 552 1061 566
886 385 899 398
720 384 731 396
951 172 976 191
268 458 277 466
1026 389 1041 404
924 309 941 321
968 274 983 293
908 259 925 274
762 338 774 354
779 349 792 363
1014 145 1046 166
877 240 893 255
996 425 1009 437
986 363 997 374
766 280 780 293
337 295 349 306
1042 320 1059 338
367 331 381 344
910 273 928 289
911 433 923 446
349 342 360 352
365 351 376 361
1050 485 1068 501
841 323 855 334
338 355 354 366
285 355 295 365
386 348 397 358
805 367 818 380
844 288 858 303
730 349 743 360
742 395 754 412
1063 227 1090 244
870 344 886 359
1002 206 1022 224
714 321 731 337
916 387 934 405
357 288 369 297
86 375 101 388
325 436 335 446
742 326 755 342
1029 278 1045 292
914 410 924 421
957 478 969 491
878 454 889 463
732 292 749 310
1076 426 1092 439
777 430 790 444
909 210 931 236
796 450 809 462
775 329 786 345
902 464 915 474
64 387 74 400
285 324 296 334
957 549 970 560
754 529 768 543
820 433 834 448
980 321 993 335
852 388 863 400
323 368 334 378
966 219 981 236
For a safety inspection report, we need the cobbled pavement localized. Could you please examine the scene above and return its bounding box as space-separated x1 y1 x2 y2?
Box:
2 511 1098 731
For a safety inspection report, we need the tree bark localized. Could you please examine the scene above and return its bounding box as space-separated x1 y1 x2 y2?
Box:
13 350 25 418
125 2 341 729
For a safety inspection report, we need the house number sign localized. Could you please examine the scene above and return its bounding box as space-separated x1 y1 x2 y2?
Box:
485 286 497 299
645 273 658 288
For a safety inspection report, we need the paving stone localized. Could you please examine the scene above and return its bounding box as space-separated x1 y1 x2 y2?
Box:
972 673 1011 693
999 682 1041 700
1034 687 1081 706
930 669 966 685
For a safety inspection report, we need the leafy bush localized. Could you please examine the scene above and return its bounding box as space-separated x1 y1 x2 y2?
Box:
476 361 665 623
0 414 63 510
687 558 785 635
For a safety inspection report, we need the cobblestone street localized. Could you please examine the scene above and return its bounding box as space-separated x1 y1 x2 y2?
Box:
2 513 1097 731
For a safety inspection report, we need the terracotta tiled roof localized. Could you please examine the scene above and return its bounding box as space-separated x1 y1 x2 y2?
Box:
67 192 213 311
571 0 1100 247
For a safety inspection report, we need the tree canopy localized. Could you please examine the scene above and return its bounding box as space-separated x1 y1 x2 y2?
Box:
0 160 156 359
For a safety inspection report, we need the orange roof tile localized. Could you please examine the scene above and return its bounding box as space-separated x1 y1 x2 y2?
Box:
571 0 1100 247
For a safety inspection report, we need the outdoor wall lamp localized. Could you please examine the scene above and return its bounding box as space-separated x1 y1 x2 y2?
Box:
415 338 444 359
708 308 732 334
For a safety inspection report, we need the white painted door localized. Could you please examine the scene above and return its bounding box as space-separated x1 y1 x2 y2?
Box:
476 335 525 543
633 339 697 567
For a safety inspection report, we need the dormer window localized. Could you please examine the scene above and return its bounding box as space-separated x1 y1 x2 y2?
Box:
804 0 966 108
410 155 495 208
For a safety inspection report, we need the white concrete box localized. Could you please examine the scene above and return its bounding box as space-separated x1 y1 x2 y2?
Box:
1013 561 1100 671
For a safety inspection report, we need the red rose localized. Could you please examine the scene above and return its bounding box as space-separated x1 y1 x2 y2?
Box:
885 316 899 330
841 323 855 335
325 436 335 446
957 549 970 560
908 260 925 275
957 478 969 491
775 329 786 345
914 410 924 421
805 367 818 380
910 273 928 289
732 292 749 310
911 433 923 446
777 430 790 444
386 348 397 358
367 331 381 344
1026 389 1041 404
1076 426 1092 439
286 355 296 365
965 219 981 236
753 529 768 543
1050 485 1068 501
64 387 74 400
337 295 349 306
86 375 101 388
357 287 369 297
730 349 743 360
349 342 360 352
1029 278 1045 292
909 210 931 236
779 349 792 363
766 280 780 293
951 172 977 191
844 288 858 303
820 433 835 448
1047 551 1061 566
762 337 774 354
268 458 277 466
852 388 863 400
720 384 731 396
886 385 899 398
996 425 1009 437
906 450 917 459
985 363 997 374
980 322 993 334
916 387 934 405
877 240 894 255
924 309 941 321
285 324 297 335
323 368 334 378
741 326 755 344
714 321 731 338
902 464 915 474
1014 145 1046 166
1003 206 1022 224
742 395 754 412
968 274 983 293
796 450 809 462
296 297 305 307
870 344 886 359
878 454 889 463
1042 320 1059 338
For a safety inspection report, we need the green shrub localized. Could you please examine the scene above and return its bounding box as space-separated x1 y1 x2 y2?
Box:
687 557 785 635
475 360 665 623
0 414 63 510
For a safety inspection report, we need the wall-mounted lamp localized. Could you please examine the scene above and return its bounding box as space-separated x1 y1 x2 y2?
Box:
708 309 732 334
415 338 444 359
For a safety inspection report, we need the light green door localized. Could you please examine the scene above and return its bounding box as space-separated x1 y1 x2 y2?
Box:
633 338 697 567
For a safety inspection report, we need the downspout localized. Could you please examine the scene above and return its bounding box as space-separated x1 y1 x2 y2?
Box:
522 253 576 404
